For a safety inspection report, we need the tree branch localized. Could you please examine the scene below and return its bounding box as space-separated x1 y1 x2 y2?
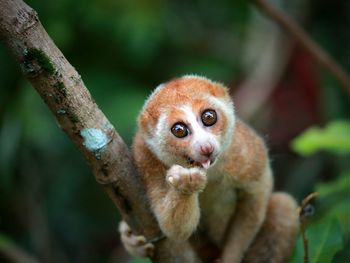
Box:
253 0 350 98
0 0 200 262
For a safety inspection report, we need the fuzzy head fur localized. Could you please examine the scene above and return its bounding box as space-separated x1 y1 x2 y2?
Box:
138 75 235 169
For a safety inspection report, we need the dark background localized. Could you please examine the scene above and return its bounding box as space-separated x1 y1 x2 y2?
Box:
0 0 349 262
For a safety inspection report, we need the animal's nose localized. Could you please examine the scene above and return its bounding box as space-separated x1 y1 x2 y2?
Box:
200 144 214 157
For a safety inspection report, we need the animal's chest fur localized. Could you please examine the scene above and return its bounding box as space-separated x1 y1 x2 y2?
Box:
198 169 237 246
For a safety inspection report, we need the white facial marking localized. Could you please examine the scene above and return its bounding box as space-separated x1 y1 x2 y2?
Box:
206 95 235 151
181 106 218 160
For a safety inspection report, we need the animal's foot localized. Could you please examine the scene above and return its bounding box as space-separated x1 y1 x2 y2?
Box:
119 221 154 257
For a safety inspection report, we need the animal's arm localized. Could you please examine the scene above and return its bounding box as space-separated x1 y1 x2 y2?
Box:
147 172 202 241
220 121 273 263
222 170 272 262
133 134 207 241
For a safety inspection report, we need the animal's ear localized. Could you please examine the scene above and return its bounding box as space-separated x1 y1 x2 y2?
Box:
208 82 230 99
138 110 151 135
138 109 160 138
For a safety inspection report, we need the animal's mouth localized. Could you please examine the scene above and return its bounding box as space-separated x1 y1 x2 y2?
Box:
186 156 215 169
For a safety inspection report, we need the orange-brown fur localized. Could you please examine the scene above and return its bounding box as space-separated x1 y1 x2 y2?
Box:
121 76 299 262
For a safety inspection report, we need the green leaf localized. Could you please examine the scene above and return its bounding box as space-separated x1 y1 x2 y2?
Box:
324 200 350 237
309 220 343 263
290 219 343 263
129 258 152 263
316 171 350 198
291 120 350 156
315 172 350 237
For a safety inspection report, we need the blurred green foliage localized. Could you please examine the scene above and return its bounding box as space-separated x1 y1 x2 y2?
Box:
291 219 343 263
290 121 350 263
291 121 350 156
0 0 350 262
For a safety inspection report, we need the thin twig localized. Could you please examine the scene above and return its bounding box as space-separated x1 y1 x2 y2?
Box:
300 222 308 263
297 192 319 263
253 0 350 98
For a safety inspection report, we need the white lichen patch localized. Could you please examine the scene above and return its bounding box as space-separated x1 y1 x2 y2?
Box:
80 128 108 152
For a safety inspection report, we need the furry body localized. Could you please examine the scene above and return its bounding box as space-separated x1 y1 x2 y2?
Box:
120 76 299 262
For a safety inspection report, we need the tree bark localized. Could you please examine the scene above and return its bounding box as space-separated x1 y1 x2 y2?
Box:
0 0 200 262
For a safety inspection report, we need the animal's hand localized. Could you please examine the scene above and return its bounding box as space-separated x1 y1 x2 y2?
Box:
119 221 154 258
166 165 207 194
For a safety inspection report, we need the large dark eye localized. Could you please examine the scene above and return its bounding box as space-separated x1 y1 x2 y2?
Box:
201 109 217 126
171 123 189 138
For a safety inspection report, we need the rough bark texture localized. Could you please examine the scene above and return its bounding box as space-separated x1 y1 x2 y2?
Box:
0 0 200 262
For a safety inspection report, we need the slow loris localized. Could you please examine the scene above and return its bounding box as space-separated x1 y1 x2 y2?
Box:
119 75 299 263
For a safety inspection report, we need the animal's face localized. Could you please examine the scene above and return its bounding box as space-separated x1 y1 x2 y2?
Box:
139 76 235 169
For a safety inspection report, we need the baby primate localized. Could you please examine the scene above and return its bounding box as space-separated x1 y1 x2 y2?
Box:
119 76 299 262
